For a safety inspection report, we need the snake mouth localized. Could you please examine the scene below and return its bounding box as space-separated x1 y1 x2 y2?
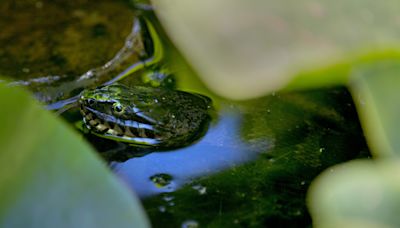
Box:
80 105 159 141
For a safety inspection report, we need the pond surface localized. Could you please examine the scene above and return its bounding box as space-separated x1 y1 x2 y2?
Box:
0 1 370 227
138 87 369 227
111 107 268 198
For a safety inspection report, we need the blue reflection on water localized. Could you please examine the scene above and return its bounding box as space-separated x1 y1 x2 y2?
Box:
111 108 270 198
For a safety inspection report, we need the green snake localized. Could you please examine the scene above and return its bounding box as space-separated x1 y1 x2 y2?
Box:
79 84 212 148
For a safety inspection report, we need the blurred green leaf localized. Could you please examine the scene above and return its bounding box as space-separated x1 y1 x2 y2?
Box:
0 83 149 228
349 60 400 157
308 160 400 228
152 0 400 99
285 50 400 91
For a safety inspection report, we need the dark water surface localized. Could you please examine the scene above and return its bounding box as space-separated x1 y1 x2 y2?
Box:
137 88 370 227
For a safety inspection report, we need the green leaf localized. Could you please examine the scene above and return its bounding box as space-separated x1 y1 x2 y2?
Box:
308 160 400 228
0 83 149 228
151 0 400 100
284 50 400 91
349 60 400 157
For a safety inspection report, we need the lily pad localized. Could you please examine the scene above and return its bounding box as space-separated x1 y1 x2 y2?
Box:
0 82 149 228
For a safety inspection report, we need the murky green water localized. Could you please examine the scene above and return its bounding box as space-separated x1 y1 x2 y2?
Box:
122 88 368 227
0 1 370 227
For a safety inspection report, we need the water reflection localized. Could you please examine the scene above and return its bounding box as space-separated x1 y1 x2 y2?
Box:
111 107 271 198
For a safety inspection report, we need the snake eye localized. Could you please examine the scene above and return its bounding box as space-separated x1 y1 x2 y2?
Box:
113 103 124 114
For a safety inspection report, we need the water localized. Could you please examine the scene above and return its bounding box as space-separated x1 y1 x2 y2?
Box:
138 87 370 227
111 108 269 198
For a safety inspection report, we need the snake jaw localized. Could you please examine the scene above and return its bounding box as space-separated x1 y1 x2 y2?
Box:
80 104 162 144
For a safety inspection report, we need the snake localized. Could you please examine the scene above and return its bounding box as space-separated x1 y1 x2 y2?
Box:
79 83 212 149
